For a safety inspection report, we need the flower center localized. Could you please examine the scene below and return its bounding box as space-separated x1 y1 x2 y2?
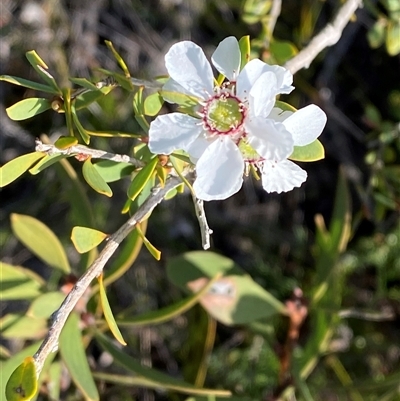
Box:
202 93 245 136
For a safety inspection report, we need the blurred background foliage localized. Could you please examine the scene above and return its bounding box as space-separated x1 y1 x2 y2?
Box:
1 0 400 400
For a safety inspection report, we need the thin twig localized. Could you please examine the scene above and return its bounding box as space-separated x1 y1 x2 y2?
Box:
266 0 282 44
192 195 213 250
35 139 144 167
33 176 181 376
284 0 363 74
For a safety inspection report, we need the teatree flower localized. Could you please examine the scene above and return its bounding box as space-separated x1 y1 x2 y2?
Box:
148 36 326 200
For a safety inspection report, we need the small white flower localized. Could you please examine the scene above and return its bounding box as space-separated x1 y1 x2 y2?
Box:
149 36 326 200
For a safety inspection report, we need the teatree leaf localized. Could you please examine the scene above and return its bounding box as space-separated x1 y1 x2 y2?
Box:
105 41 131 78
127 157 158 201
289 139 325 162
144 92 164 116
0 152 45 187
27 292 65 319
117 274 220 327
54 136 78 149
1 343 41 401
274 100 297 112
98 274 127 345
133 86 150 132
6 98 51 121
82 158 113 197
270 40 298 64
69 77 99 90
159 90 200 107
96 333 231 397
167 251 286 325
0 262 44 300
97 68 133 91
28 154 66 175
71 226 108 254
135 224 161 260
93 160 135 183
74 85 114 110
0 75 58 94
46 362 62 401
59 313 99 401
386 19 400 56
71 103 90 144
239 35 250 70
1 314 47 339
5 357 38 401
242 0 271 24
11 214 71 273
367 18 386 49
25 50 61 93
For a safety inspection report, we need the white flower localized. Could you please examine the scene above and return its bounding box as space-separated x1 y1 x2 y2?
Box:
148 36 326 200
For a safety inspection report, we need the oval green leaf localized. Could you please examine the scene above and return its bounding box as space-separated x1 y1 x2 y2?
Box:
28 154 66 175
0 262 44 300
11 213 71 273
69 77 98 90
0 152 45 187
159 90 200 107
59 313 99 401
98 274 127 345
54 136 78 149
6 98 51 121
27 292 65 319
71 226 108 254
239 35 250 70
144 92 164 116
1 314 47 340
93 160 135 183
5 357 38 401
127 157 158 201
289 139 325 162
82 158 113 197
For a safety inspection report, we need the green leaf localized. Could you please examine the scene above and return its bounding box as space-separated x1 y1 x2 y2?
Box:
289 139 325 162
0 75 58 94
135 224 161 260
386 19 400 55
1 343 41 401
71 103 90 144
274 100 297 112
367 18 386 49
71 226 108 254
98 274 127 345
62 88 75 139
0 152 45 187
127 157 158 201
0 262 44 300
5 357 38 401
96 333 231 397
11 213 71 273
59 313 99 401
27 292 65 319
243 0 271 24
93 160 135 183
117 274 221 327
270 40 298 64
105 41 131 78
167 251 286 325
69 77 99 90
159 90 200 107
133 86 149 132
82 158 113 197
0 314 47 339
6 98 51 121
28 154 66 175
54 136 78 149
25 50 61 93
144 92 164 116
74 86 114 110
239 35 251 70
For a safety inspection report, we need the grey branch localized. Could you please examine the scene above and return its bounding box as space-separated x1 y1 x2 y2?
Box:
35 139 144 167
284 0 363 74
192 195 213 250
266 0 282 43
33 176 181 376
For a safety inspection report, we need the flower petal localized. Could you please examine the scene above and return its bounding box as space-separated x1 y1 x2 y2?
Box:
264 65 294 94
236 59 267 101
246 118 294 161
261 159 307 193
211 36 241 81
283 104 327 146
165 41 214 99
148 113 203 154
185 136 214 161
193 137 244 201
248 71 278 118
162 78 196 101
